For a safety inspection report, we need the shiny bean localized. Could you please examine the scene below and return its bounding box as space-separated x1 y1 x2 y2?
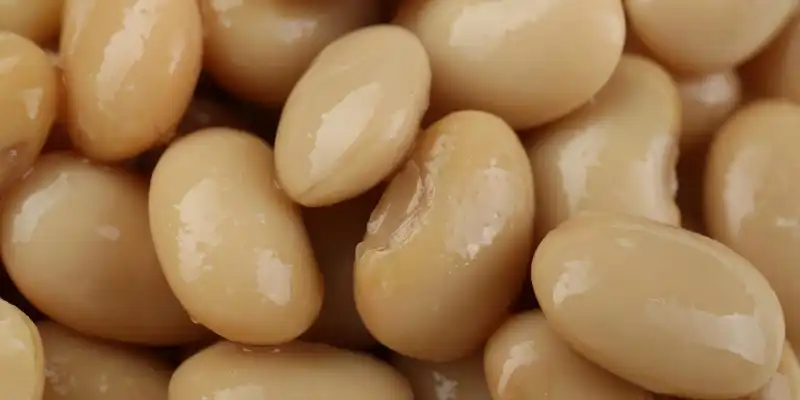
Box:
149 127 323 345
169 341 414 400
38 321 172 400
527 55 681 239
532 212 785 398
0 298 43 400
625 0 797 73
676 70 742 148
275 24 430 207
396 0 625 129
705 100 800 352
1 152 206 345
61 0 203 161
355 110 534 361
199 0 380 107
0 32 58 192
484 310 649 400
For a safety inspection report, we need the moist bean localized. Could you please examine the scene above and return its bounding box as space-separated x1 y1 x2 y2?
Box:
705 100 800 351
355 110 534 362
675 70 742 148
199 0 380 107
38 321 172 400
484 310 649 400
625 0 797 73
532 212 784 398
0 298 43 400
395 0 625 129
527 55 681 239
149 127 323 345
1 152 206 345
60 0 203 161
391 352 491 400
169 341 414 400
275 24 430 207
0 32 58 191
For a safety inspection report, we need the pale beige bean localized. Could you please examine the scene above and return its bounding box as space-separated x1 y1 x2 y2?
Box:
0 299 44 400
149 128 323 345
355 110 534 362
484 311 650 400
625 0 797 73
61 0 202 161
527 55 681 239
705 100 800 352
1 153 207 345
395 0 625 129
0 32 58 192
532 212 784 399
301 189 380 350
0 0 63 44
275 25 430 207
38 321 172 400
199 0 379 107
392 352 491 400
676 70 742 148
169 341 414 400
741 13 800 105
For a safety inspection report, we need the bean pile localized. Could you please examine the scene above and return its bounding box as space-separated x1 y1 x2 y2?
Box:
1 0 800 399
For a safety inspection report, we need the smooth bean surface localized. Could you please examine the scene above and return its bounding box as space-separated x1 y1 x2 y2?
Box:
200 0 380 107
0 298 43 400
1 152 205 345
38 322 172 400
150 127 323 345
395 0 625 129
676 70 742 148
625 0 797 73
0 32 58 191
275 24 430 207
705 100 800 351
484 310 649 400
169 341 414 400
533 212 785 399
61 0 203 161
528 55 681 239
